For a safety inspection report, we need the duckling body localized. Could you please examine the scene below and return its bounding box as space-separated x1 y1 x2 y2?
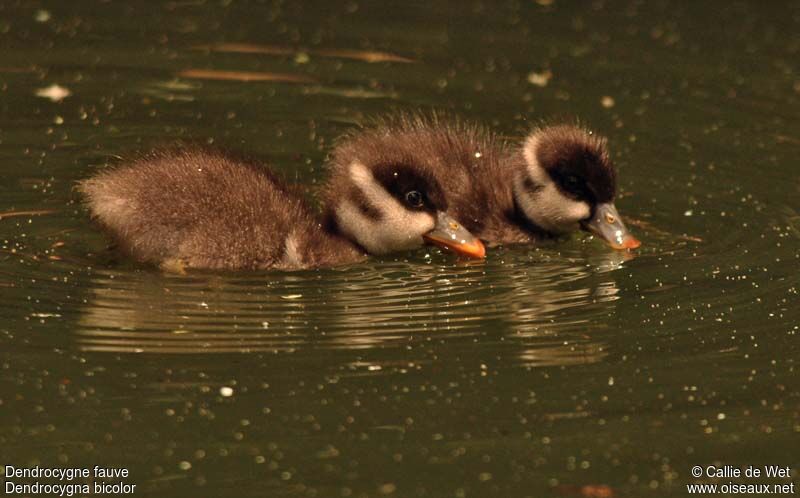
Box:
80 143 484 271
79 148 363 270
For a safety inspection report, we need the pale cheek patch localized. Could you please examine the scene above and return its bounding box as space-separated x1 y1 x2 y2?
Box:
522 134 541 173
337 162 435 254
515 151 590 233
336 201 433 254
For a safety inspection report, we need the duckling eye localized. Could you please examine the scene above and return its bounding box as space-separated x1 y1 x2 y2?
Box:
565 175 580 188
405 190 424 208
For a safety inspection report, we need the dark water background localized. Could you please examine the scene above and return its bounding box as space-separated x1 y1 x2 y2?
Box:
1 1 798 496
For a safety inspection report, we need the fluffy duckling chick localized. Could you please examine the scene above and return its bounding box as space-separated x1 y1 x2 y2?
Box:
511 125 640 249
327 115 535 245
366 115 639 249
78 147 484 271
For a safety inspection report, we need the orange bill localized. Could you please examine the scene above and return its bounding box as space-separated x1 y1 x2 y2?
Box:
422 212 486 259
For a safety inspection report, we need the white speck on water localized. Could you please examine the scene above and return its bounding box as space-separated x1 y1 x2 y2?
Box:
281 294 303 300
220 386 234 397
684 210 694 216
601 96 615 108
474 151 482 158
178 461 192 471
527 69 553 87
35 84 71 102
608 376 615 386
34 10 51 22
378 483 397 495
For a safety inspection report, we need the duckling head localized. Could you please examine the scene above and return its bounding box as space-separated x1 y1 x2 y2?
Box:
513 125 640 250
324 156 485 259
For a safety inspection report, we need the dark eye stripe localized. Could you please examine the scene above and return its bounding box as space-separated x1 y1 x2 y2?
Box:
546 167 591 200
351 188 382 220
370 163 443 213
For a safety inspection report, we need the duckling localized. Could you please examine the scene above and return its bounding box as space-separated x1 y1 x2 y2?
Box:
329 114 534 245
78 146 485 271
359 115 639 249
510 124 640 249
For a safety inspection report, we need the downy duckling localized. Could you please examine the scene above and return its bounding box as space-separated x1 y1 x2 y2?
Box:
510 124 640 249
78 146 485 271
359 115 639 249
328 114 532 243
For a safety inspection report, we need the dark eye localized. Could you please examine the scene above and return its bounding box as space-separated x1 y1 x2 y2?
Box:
405 190 424 208
564 175 580 188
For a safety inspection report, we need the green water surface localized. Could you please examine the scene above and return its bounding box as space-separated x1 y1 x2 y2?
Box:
1 1 798 497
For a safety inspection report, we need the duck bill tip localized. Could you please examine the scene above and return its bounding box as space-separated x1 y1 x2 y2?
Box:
609 235 641 250
582 202 642 251
423 234 486 259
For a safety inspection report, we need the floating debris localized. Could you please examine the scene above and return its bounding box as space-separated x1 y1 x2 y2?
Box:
0 209 57 221
138 79 199 102
625 217 704 243
302 86 398 99
138 88 195 102
527 69 553 87
776 134 800 145
177 69 316 84
35 84 71 102
600 96 615 108
194 43 294 56
219 386 234 397
195 42 415 64
315 47 415 63
153 79 199 91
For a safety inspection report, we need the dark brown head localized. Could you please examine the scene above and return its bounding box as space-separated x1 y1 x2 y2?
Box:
323 127 485 258
513 125 640 249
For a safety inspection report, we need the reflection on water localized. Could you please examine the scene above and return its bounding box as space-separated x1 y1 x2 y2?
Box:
75 248 630 368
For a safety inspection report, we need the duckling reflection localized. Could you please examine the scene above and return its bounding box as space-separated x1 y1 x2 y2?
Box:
500 248 627 368
76 270 310 353
78 146 484 271
75 249 623 366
